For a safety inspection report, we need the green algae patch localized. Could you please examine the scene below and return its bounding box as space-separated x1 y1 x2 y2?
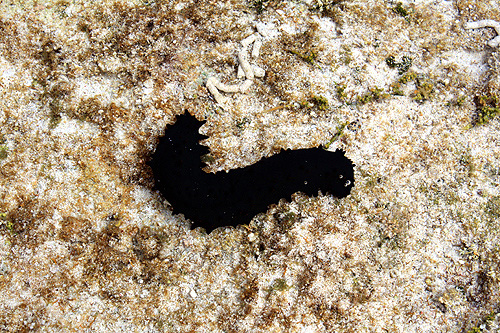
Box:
385 55 412 74
412 76 434 103
0 145 7 160
485 196 500 219
357 86 389 105
474 94 500 126
392 2 411 21
268 278 289 292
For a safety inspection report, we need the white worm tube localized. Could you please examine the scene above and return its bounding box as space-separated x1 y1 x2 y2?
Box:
238 48 254 80
239 79 254 93
464 20 500 32
488 36 500 47
239 65 264 78
206 32 266 104
237 65 245 78
464 20 500 47
213 80 240 93
241 33 258 47
206 77 228 105
255 23 269 37
253 65 265 78
252 38 262 58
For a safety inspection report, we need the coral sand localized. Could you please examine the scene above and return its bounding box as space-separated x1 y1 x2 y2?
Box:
0 0 500 331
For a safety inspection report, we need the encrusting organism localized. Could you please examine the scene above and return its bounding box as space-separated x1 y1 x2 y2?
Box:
464 19 500 48
206 32 265 108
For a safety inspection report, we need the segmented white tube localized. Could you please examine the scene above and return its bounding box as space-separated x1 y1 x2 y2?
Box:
464 20 500 47
238 48 254 80
206 77 228 105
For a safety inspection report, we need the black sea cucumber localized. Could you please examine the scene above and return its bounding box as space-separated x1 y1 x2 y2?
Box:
148 112 354 233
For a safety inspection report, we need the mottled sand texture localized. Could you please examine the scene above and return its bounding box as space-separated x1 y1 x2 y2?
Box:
0 0 499 331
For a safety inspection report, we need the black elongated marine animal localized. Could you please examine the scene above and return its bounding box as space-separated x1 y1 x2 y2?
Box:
148 112 354 233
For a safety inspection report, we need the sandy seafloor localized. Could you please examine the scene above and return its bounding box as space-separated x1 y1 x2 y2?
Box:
0 0 500 331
